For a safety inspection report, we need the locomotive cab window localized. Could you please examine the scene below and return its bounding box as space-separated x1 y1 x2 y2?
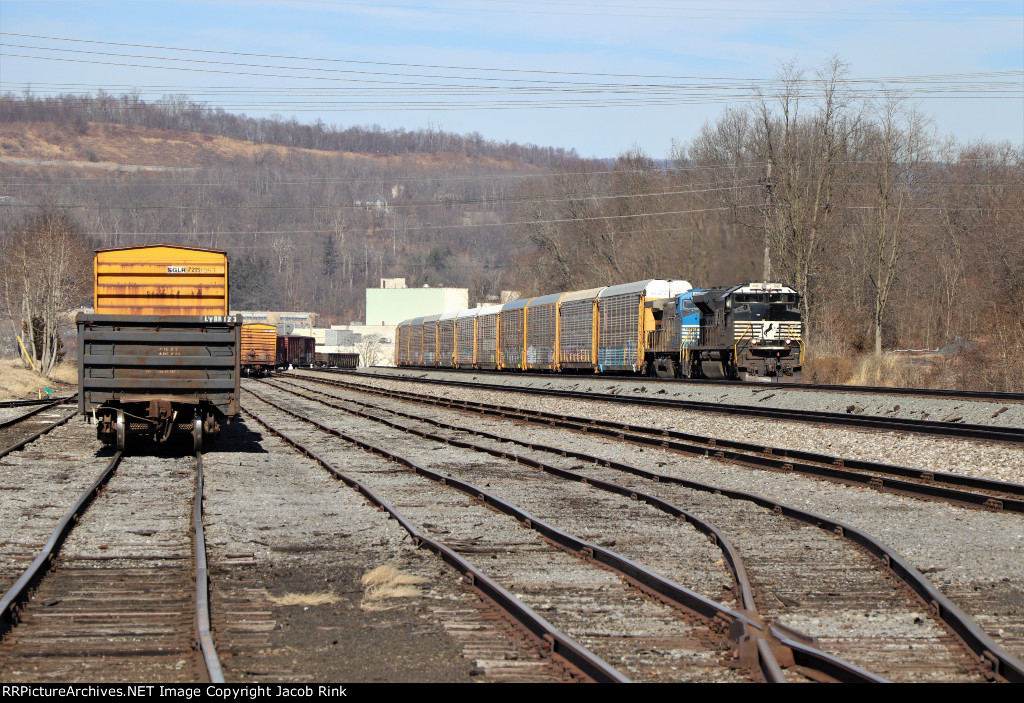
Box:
732 293 766 320
732 293 800 321
768 293 801 321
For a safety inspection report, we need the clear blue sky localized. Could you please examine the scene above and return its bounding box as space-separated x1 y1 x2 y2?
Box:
2 0 1021 158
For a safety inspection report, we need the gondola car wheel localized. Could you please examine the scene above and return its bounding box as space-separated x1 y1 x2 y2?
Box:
193 415 203 453
115 409 126 453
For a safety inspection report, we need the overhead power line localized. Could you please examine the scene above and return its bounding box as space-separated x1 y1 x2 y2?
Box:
3 34 1020 110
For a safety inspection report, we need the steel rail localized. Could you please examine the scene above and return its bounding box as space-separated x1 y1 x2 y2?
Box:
321 370 1023 443
272 377 1024 682
0 451 122 637
246 384 863 683
0 394 76 410
193 451 225 683
0 394 77 431
239 403 631 684
297 374 1024 512
770 625 893 684
366 366 1024 404
763 382 1024 403
0 408 77 459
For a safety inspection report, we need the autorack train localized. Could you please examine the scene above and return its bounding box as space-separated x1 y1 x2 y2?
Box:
395 279 803 382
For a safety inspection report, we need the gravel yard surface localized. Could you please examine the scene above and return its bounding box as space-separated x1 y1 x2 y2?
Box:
4 370 1020 682
202 411 562 683
275 377 1001 681
258 380 738 608
0 407 36 425
350 367 1024 428
0 417 112 590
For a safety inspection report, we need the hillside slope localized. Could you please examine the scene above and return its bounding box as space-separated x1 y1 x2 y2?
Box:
0 121 536 173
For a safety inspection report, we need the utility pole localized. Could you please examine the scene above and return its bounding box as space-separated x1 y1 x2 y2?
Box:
760 162 774 281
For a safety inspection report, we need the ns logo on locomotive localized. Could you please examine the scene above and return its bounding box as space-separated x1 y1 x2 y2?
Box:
396 279 804 383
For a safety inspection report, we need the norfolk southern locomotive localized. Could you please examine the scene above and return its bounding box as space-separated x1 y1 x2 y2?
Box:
649 282 803 382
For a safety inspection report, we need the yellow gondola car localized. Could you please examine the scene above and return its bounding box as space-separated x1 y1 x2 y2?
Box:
78 244 241 452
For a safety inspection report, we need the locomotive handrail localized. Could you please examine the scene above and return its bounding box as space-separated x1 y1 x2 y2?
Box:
734 322 755 365
678 326 698 377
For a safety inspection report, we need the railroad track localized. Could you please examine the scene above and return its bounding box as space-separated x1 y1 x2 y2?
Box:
278 374 1024 673
361 366 1024 404
0 395 76 409
246 378 1024 682
202 413 574 683
0 446 222 682
243 383 799 683
323 369 1022 443
0 396 78 454
281 374 1024 513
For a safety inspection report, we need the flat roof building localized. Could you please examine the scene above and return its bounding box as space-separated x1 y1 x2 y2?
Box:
365 285 468 326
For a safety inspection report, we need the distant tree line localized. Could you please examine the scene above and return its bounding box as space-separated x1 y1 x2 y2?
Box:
0 103 542 325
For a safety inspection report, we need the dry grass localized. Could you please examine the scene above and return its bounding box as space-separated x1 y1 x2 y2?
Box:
48 361 78 385
803 355 857 385
0 359 76 400
360 564 427 611
0 121 509 172
267 591 340 607
847 355 925 387
803 351 1015 391
361 564 426 587
806 353 936 387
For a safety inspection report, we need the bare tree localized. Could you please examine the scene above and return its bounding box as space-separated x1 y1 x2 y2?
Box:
356 334 383 367
863 95 933 355
1 206 92 376
750 57 861 329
